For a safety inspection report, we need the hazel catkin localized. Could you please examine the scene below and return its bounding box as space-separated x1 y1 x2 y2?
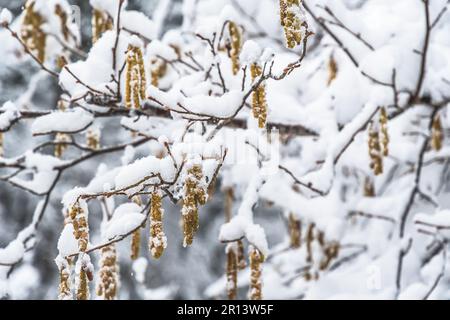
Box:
250 63 268 128
149 191 167 259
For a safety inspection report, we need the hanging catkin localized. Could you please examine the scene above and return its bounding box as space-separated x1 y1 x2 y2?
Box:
306 223 315 263
279 0 304 49
54 132 70 158
149 191 167 259
150 58 167 87
55 4 71 41
86 128 101 150
69 202 89 252
379 107 389 156
288 213 301 248
56 256 73 300
92 9 113 43
125 44 147 109
368 123 383 175
249 246 264 300
228 21 242 75
431 114 443 151
237 240 247 270
75 255 93 300
250 63 268 128
363 176 375 197
130 196 143 260
182 164 207 247
21 0 46 63
226 242 238 300
96 244 119 300
327 55 338 86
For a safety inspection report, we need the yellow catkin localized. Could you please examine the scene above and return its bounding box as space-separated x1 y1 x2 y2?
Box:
130 196 142 260
368 123 383 175
77 269 89 300
363 176 375 197
130 229 141 260
54 132 70 158
55 4 70 41
249 246 264 300
56 257 72 300
76 256 93 300
379 107 389 156
306 223 315 263
150 58 167 87
96 244 119 300
250 63 268 128
69 203 89 252
149 192 167 259
92 9 113 43
86 128 101 150
327 55 338 86
288 213 301 248
21 0 46 63
125 45 147 109
224 187 234 222
182 165 207 247
237 240 247 270
226 243 238 300
431 114 443 151
280 0 304 49
228 22 242 75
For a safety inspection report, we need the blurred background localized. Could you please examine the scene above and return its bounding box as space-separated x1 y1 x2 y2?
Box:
0 0 286 299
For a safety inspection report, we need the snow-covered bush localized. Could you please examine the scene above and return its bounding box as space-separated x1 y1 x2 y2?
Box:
0 0 450 300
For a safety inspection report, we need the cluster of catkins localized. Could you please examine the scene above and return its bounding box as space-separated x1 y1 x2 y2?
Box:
21 0 46 63
225 241 264 300
129 193 167 272
368 107 389 175
20 0 75 63
279 0 306 49
224 189 265 300
125 43 147 109
226 20 267 128
288 216 340 281
56 159 213 300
